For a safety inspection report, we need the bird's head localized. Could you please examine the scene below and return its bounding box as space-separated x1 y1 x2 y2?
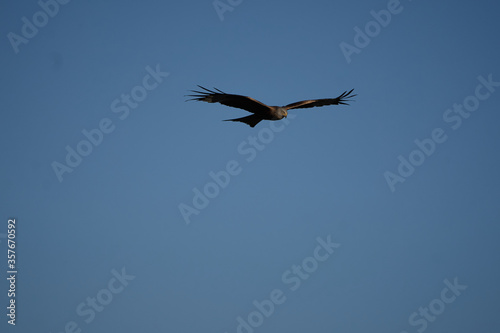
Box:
276 107 287 118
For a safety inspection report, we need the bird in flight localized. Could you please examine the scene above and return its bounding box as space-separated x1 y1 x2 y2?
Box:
186 86 356 127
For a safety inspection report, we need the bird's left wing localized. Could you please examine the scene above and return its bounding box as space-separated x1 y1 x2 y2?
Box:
284 89 356 110
186 86 271 116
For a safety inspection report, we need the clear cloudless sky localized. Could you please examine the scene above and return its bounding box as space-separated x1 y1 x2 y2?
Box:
1 0 500 332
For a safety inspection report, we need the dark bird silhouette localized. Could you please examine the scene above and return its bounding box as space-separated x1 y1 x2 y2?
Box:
186 86 356 127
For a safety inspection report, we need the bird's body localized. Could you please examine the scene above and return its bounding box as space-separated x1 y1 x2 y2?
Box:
269 106 288 120
187 86 356 127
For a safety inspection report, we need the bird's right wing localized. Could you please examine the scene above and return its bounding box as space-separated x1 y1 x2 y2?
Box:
186 86 271 115
284 89 356 110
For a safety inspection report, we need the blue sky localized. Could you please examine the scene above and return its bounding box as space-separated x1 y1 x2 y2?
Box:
1 0 500 332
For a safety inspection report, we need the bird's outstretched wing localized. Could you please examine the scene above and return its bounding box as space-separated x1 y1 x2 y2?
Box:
284 89 356 110
186 86 272 116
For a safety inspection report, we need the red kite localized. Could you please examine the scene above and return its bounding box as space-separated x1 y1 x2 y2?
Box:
187 86 356 127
